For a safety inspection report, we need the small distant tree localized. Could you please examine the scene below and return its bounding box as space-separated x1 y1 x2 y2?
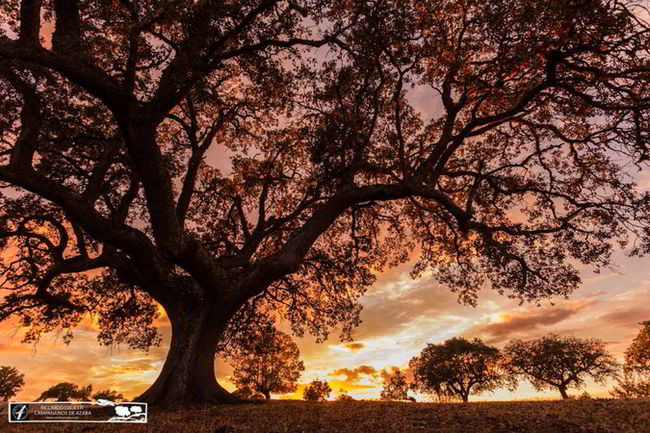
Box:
37 383 93 402
0 366 25 401
380 370 410 401
303 380 332 401
504 335 618 399
410 337 513 403
335 389 355 402
611 321 650 399
625 321 650 373
228 326 304 400
611 369 650 399
92 389 124 402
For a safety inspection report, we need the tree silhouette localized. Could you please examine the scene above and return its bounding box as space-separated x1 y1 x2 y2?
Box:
611 369 650 399
92 389 125 402
410 337 514 403
1 0 649 403
611 321 650 398
380 370 410 401
0 366 25 401
228 325 304 400
335 389 355 402
37 382 93 402
303 380 332 401
624 321 650 373
504 334 618 399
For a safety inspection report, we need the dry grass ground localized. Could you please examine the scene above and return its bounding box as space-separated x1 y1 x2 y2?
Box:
2 399 649 433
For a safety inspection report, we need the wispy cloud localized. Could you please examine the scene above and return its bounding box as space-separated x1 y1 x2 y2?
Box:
465 301 595 344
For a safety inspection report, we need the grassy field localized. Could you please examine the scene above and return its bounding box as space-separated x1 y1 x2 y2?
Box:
2 399 650 433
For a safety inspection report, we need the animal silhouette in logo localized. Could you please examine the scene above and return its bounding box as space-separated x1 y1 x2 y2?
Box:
10 404 28 421
110 404 145 422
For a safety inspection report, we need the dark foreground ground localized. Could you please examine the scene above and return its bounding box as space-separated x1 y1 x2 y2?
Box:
2 399 650 433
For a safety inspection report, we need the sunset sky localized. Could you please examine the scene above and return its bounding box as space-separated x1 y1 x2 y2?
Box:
2 10 650 405
3 239 650 402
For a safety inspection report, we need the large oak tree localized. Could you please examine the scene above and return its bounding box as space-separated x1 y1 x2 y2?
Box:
1 0 649 403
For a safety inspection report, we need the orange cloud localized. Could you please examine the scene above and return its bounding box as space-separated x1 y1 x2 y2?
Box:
378 366 414 383
598 308 650 328
467 301 594 344
379 366 400 382
330 365 377 382
344 342 365 351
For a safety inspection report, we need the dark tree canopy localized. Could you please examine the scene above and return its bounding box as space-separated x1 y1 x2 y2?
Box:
1 0 649 403
503 334 618 399
0 365 25 401
228 325 304 400
409 337 513 402
303 379 332 401
380 369 410 401
37 382 93 402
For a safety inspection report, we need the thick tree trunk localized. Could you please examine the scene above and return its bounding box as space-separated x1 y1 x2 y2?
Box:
263 391 271 400
461 393 469 403
558 385 569 400
136 302 238 405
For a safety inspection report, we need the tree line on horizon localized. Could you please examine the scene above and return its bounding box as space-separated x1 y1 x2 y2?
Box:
0 321 650 402
1 320 648 403
227 319 650 403
386 320 650 402
0 369 124 402
2 321 650 404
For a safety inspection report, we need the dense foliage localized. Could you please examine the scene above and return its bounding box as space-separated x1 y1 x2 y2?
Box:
1 0 649 402
0 365 25 401
36 382 93 402
409 337 514 402
228 325 304 399
503 334 618 399
303 380 332 401
380 369 410 401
